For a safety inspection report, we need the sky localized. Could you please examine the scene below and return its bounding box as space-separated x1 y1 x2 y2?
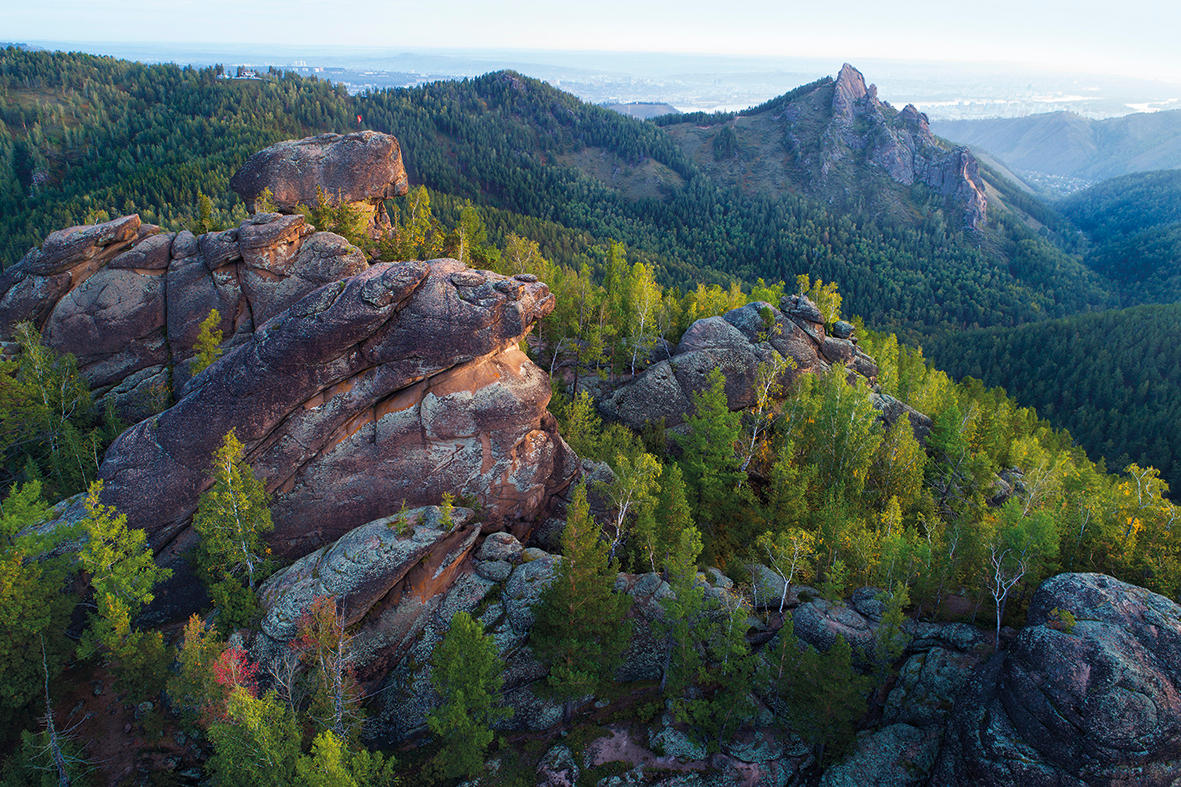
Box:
4 0 1181 82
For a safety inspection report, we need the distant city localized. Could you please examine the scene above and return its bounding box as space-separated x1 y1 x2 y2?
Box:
10 41 1181 121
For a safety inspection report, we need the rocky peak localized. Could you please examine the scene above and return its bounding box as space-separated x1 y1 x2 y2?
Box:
899 103 932 137
832 63 874 123
818 64 988 229
229 130 410 238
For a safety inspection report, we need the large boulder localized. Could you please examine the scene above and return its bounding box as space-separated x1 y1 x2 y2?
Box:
229 131 410 236
0 212 378 422
932 572 1181 786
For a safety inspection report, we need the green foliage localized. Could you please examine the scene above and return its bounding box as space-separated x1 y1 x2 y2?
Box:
439 492 455 531
656 524 708 696
0 726 94 787
294 730 399 787
77 481 171 676
598 450 661 561
0 481 75 736
788 366 882 503
297 185 369 248
427 610 511 779
873 582 911 680
762 614 870 765
2 322 101 498
925 303 1181 498
192 191 216 235
532 483 633 719
675 367 747 560
1047 606 1077 634
207 688 302 787
167 613 228 724
192 308 224 375
193 429 273 631
633 462 693 574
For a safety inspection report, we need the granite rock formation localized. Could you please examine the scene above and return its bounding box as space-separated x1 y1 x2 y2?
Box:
229 131 410 237
97 257 575 567
0 212 380 422
824 64 988 229
599 295 885 434
933 572 1181 786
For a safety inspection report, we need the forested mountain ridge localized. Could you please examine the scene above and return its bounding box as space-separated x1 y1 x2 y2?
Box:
1056 169 1181 304
1 47 1117 333
2 65 1181 784
924 302 1181 496
659 63 988 228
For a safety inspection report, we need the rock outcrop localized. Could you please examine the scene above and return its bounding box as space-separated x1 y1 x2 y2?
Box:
0 212 382 422
229 131 410 237
599 295 882 434
933 572 1181 786
822 64 988 229
97 257 575 566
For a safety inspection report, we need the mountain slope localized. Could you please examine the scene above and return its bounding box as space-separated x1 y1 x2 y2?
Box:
0 49 1115 332
1058 170 1181 304
659 64 987 229
924 303 1181 494
933 109 1181 181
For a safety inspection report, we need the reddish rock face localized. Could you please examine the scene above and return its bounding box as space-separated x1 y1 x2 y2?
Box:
0 212 381 423
97 258 574 563
229 131 410 237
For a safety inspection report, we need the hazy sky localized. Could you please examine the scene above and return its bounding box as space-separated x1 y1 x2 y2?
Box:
5 0 1180 81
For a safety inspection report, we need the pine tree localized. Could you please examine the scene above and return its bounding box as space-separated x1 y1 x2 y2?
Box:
193 429 273 632
765 614 870 765
633 462 693 574
656 524 707 695
531 483 632 723
192 309 224 375
675 367 745 546
427 610 511 779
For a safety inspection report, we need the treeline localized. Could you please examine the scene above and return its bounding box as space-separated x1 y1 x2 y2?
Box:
923 302 1181 497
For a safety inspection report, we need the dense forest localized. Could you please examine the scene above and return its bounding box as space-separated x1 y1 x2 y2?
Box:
1056 170 1181 304
2 46 1180 785
924 302 1181 496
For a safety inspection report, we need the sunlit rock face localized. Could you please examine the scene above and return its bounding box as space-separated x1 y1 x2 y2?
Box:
97 257 575 563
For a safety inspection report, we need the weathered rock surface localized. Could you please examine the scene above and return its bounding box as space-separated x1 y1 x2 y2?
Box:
933 572 1181 786
826 64 987 229
97 257 574 569
0 211 387 423
257 505 475 645
600 296 878 432
229 131 410 237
